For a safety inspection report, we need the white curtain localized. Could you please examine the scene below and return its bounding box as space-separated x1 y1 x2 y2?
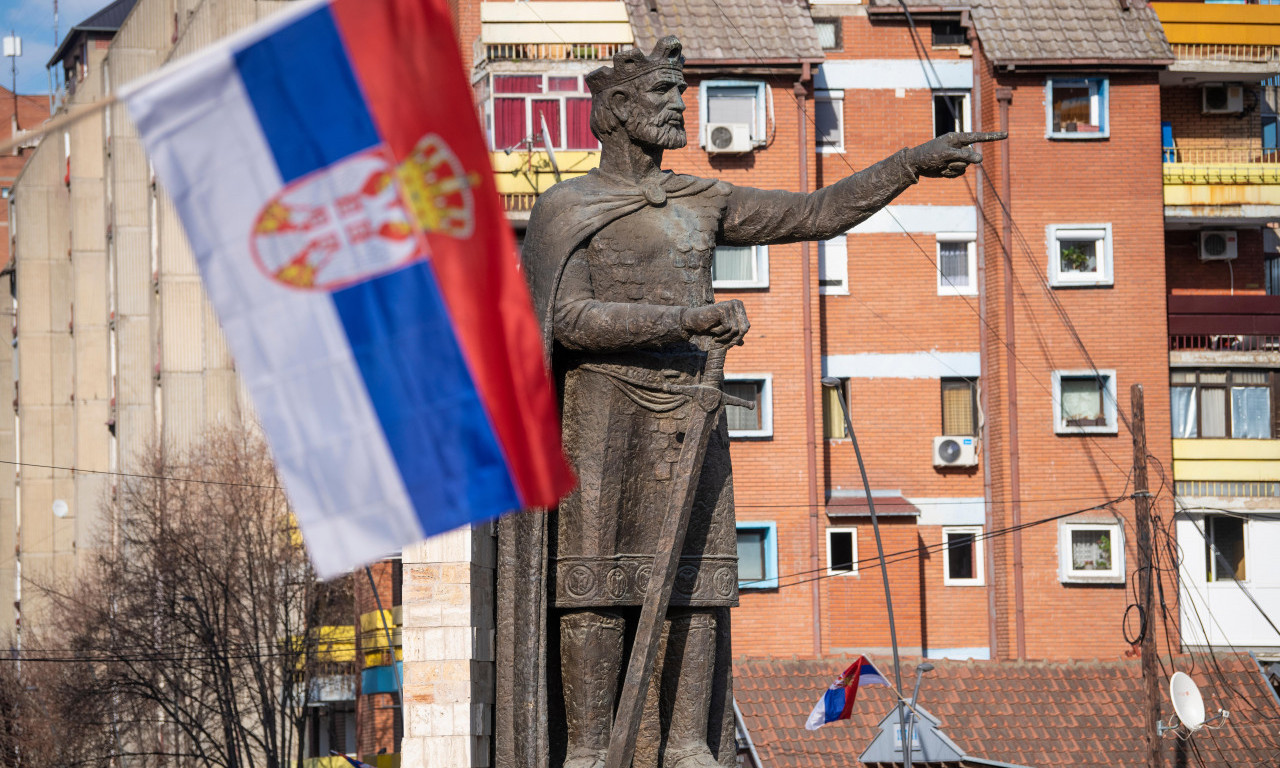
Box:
1201 388 1227 438
712 246 755 283
1171 386 1198 438
1061 378 1103 422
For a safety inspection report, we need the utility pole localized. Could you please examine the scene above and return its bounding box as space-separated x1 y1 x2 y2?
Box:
1130 383 1164 768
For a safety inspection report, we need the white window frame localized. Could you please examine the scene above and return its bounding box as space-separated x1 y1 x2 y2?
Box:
1058 520 1125 584
942 526 984 586
488 72 597 152
815 89 844 153
699 79 769 149
737 521 778 589
1045 77 1109 140
1047 223 1113 287
826 527 859 576
724 373 773 439
936 231 977 296
818 234 848 295
712 244 769 290
1052 369 1119 435
932 90 971 136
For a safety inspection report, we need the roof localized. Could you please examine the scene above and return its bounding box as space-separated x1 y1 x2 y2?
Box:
867 0 1173 67
48 0 139 67
622 0 822 64
734 654 1280 767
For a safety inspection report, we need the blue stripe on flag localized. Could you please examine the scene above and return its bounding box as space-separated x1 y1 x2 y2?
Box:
234 5 381 183
823 687 846 725
332 261 521 536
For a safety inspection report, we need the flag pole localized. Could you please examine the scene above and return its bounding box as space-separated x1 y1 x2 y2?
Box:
822 377 909 764
0 92 117 155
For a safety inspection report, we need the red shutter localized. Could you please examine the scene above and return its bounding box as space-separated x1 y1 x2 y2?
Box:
493 98 527 150
566 98 597 150
531 100 561 149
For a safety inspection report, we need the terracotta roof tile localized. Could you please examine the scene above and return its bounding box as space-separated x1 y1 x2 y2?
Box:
622 0 822 63
734 655 1280 767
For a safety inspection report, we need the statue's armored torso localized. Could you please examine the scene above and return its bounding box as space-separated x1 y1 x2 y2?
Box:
552 184 740 611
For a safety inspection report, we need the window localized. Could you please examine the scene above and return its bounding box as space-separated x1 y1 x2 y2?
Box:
711 245 769 289
724 374 773 439
1047 223 1113 287
1046 77 1109 139
933 92 970 137
0 187 9 199
823 378 848 440
815 90 844 153
931 19 967 47
814 18 841 51
737 522 777 589
1059 521 1124 583
936 232 976 295
700 80 767 148
490 73 598 152
1052 370 1118 434
942 526 983 585
1205 515 1246 582
1171 370 1275 439
827 527 858 576
818 234 848 294
941 378 977 436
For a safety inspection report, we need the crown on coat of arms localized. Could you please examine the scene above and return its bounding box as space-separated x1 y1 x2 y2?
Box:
586 36 684 93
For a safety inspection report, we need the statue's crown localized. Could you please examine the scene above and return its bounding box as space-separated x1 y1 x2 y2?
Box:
586 36 683 93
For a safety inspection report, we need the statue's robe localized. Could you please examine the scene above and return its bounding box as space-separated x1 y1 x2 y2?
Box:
496 153 919 768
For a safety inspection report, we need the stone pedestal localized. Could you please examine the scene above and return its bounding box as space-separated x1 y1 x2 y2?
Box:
400 523 496 767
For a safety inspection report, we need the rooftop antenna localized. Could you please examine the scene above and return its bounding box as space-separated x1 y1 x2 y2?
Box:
1157 671 1229 739
3 31 19 130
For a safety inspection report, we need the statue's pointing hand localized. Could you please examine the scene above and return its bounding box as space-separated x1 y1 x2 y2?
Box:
908 131 1007 179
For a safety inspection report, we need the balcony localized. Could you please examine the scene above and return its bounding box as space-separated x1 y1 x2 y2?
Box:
1172 439 1280 484
1153 2 1280 79
1162 147 1280 215
491 148 601 217
1168 294 1280 363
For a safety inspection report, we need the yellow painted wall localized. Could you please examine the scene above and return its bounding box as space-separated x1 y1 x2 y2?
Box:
1172 438 1280 481
1153 2 1280 45
1163 182 1280 206
491 150 601 194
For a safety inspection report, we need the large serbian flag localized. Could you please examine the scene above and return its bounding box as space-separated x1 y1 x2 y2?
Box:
805 656 891 730
120 0 573 577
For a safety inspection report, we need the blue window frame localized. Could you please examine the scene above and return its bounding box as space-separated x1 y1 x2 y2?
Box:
1046 77 1109 139
736 521 778 589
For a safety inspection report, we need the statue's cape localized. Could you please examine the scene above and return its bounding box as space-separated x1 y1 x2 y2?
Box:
495 168 718 768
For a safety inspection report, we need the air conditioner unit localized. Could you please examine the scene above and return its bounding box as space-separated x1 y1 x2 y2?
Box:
933 435 977 468
1202 84 1244 114
706 123 752 154
1200 230 1238 261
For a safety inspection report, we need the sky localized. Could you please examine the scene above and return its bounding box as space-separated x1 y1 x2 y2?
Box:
2 0 107 94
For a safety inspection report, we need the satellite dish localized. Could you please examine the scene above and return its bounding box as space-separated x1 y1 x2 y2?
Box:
1170 672 1206 731
52 499 69 519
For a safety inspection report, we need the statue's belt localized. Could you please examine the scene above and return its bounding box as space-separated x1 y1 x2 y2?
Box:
576 363 755 414
552 555 739 608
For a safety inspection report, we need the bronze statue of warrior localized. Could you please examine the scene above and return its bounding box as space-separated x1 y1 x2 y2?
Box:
495 35 1002 768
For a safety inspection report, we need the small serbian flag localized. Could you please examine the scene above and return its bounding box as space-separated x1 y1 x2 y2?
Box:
331 752 374 768
120 0 572 577
804 656 891 730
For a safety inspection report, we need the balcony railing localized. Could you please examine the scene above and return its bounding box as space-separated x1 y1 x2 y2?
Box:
1169 334 1280 352
479 41 627 62
1163 147 1280 185
1168 295 1280 352
1172 42 1280 65
1164 147 1280 164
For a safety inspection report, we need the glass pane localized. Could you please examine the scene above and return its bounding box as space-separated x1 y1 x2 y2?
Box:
713 246 755 283
934 94 964 137
1234 370 1267 385
814 98 841 147
946 532 975 580
1171 386 1199 438
494 75 542 94
1061 377 1104 426
548 76 579 92
1070 529 1113 572
493 98 528 150
1052 81 1092 132
823 385 847 439
829 531 854 572
1200 371 1228 384
818 237 844 287
1201 388 1227 438
737 529 767 582
939 240 970 288
1232 387 1271 438
1207 516 1245 582
1171 371 1197 384
708 87 757 134
815 20 838 50
942 381 975 435
724 381 761 431
1058 239 1098 274
532 100 561 148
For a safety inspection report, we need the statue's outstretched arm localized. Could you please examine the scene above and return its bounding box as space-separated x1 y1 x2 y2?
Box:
720 131 1005 246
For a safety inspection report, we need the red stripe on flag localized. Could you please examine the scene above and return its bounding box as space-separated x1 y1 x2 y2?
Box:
839 657 864 721
330 0 574 508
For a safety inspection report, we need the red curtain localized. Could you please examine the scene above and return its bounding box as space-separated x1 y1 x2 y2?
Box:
566 98 597 150
493 98 527 150
532 100 561 149
493 75 541 94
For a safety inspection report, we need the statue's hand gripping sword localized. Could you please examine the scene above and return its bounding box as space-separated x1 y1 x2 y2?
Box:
605 341 748 768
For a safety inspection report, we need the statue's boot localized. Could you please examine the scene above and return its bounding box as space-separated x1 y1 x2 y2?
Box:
662 611 720 768
561 609 625 768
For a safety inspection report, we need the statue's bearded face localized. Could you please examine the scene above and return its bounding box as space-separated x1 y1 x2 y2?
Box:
621 70 687 149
